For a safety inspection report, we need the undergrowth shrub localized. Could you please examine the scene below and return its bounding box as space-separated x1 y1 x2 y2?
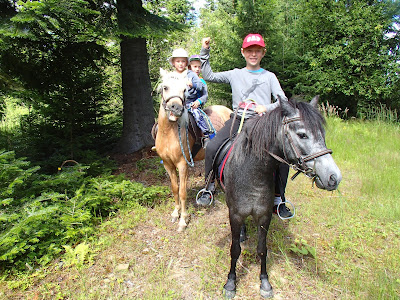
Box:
0 150 169 271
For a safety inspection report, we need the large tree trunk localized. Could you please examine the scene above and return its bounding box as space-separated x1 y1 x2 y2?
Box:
114 36 155 153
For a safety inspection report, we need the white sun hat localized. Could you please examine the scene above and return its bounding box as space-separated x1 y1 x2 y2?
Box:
168 48 189 66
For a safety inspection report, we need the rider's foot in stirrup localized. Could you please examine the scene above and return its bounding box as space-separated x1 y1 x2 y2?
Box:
274 204 293 218
196 190 213 206
202 132 215 149
202 136 210 149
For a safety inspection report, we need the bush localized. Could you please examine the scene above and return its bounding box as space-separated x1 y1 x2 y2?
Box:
0 150 169 271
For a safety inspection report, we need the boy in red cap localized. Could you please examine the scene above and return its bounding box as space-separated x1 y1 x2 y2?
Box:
196 34 293 219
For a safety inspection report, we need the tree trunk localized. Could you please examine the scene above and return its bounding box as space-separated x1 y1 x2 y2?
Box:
114 37 155 153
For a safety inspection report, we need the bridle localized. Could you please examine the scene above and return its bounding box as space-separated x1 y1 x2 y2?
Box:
268 116 332 181
161 85 185 112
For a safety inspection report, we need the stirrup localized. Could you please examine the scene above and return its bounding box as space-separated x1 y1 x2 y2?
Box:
195 188 214 205
276 200 296 220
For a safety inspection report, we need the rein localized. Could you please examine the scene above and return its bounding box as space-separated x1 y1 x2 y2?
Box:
268 116 332 181
178 121 195 167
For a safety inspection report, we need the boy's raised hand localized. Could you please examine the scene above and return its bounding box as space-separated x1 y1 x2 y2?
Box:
202 37 211 49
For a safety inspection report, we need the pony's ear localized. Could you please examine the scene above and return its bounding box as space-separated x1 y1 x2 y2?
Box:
310 95 320 108
279 95 296 116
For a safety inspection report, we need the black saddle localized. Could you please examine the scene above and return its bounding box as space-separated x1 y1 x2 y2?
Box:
212 138 234 188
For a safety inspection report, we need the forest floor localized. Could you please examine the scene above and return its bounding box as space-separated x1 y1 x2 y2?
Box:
1 148 350 300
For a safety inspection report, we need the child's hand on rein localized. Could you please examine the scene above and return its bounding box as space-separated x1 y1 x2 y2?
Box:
255 104 267 115
187 79 193 87
190 100 200 109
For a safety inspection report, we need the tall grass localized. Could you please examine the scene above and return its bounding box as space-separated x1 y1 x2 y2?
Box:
325 116 400 222
358 103 399 123
286 103 400 299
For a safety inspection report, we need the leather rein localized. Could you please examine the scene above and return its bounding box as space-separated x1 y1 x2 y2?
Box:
268 116 332 181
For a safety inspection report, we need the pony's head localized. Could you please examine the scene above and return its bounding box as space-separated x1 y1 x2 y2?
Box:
242 96 342 191
158 68 187 122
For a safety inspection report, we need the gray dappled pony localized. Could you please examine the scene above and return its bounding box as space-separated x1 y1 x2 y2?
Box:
222 96 342 298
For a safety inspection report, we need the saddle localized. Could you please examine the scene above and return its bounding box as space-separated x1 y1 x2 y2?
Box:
212 138 235 190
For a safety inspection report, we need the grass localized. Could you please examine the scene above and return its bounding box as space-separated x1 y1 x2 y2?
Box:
1 113 400 299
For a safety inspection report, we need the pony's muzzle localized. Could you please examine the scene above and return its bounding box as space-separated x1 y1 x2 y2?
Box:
167 102 184 119
314 171 341 191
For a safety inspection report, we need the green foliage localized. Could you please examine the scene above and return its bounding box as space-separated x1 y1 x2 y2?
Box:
289 238 316 258
193 0 400 115
358 103 399 123
289 0 400 115
0 150 170 271
0 0 123 168
135 157 167 181
62 242 94 268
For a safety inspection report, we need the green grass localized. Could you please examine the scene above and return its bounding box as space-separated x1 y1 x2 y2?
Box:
326 117 400 221
283 116 400 299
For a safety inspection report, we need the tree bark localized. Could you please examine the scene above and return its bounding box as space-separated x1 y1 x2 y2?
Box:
114 36 155 153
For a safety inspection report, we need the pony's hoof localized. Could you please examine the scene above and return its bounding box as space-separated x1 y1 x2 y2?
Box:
177 225 186 232
171 216 178 223
223 288 236 299
260 279 273 298
223 279 236 299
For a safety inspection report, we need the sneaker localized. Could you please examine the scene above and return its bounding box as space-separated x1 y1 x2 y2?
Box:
274 203 293 218
202 132 215 149
202 137 210 149
196 190 213 206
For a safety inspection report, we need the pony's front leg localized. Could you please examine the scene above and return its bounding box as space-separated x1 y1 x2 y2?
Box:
224 213 243 299
164 161 180 223
177 162 189 232
258 214 273 298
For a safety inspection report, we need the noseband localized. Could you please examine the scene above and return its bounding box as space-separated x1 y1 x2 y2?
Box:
269 116 332 180
161 88 185 112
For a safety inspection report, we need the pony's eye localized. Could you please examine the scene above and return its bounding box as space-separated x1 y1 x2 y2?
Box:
297 132 308 139
163 86 169 91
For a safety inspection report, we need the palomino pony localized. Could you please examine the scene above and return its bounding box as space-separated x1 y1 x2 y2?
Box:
221 96 342 298
155 68 232 232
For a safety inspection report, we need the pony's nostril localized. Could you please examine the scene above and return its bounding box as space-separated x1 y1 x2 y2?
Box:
328 174 337 187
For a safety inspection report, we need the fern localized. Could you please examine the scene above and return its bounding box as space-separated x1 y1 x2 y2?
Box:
0 151 170 271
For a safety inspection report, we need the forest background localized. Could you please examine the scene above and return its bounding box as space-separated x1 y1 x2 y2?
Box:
0 0 400 298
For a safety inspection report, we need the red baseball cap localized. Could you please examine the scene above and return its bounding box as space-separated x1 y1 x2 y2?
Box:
242 33 265 49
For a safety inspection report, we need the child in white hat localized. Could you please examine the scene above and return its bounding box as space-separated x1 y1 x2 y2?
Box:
169 48 214 145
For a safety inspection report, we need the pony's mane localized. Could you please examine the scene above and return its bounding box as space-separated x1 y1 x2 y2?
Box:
233 98 326 161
